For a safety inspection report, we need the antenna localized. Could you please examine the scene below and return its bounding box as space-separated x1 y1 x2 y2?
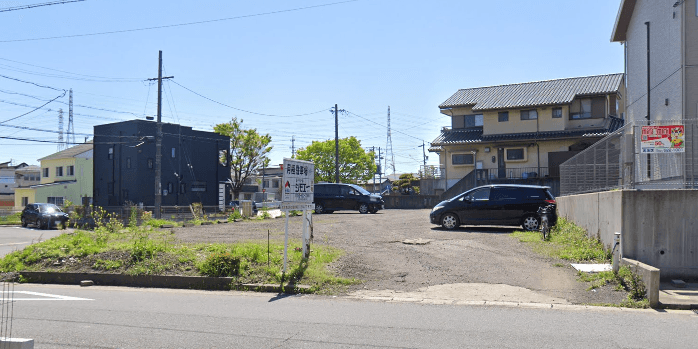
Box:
57 108 64 151
385 106 396 177
67 89 75 146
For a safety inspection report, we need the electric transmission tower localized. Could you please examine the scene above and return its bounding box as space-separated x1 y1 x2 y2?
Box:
385 106 396 178
67 89 75 146
57 108 64 151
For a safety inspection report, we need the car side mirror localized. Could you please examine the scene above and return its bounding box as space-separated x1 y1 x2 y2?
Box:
464 195 472 202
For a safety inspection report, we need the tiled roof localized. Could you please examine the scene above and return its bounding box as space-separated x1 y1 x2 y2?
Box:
429 117 624 149
439 74 624 111
38 143 93 162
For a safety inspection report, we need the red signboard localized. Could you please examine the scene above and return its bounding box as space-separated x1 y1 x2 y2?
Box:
640 125 685 153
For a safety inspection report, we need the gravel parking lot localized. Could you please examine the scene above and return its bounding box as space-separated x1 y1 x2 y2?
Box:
173 209 627 305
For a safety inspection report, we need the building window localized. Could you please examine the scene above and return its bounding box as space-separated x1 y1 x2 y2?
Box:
570 97 605 119
148 158 154 169
180 183 186 194
21 197 28 206
108 147 114 160
272 180 279 188
453 114 484 129
167 182 173 195
43 168 49 178
520 109 538 120
126 157 131 169
498 111 509 122
552 107 562 118
452 153 475 165
172 148 176 158
192 181 206 192
66 165 74 176
47 197 64 206
263 180 270 188
55 166 63 177
505 148 526 161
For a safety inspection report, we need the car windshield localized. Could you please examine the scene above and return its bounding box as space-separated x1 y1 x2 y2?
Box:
39 204 61 213
349 184 370 195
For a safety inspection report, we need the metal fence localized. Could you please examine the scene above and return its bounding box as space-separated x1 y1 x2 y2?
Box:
560 118 698 196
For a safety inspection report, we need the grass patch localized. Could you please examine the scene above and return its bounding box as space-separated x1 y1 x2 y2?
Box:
0 212 21 226
0 224 354 292
142 219 179 228
511 217 610 263
512 218 649 308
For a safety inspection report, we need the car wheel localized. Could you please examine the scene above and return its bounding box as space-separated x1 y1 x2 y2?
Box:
35 218 43 230
314 202 325 214
369 207 378 214
441 213 459 230
358 203 369 214
522 215 540 231
21 217 27 228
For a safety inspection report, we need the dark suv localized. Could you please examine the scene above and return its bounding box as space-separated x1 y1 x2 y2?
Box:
21 203 70 229
429 184 556 230
314 183 384 214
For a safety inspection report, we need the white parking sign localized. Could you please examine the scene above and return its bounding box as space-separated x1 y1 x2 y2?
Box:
281 158 314 210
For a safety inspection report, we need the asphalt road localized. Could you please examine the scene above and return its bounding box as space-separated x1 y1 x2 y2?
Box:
0 225 67 257
4 284 696 348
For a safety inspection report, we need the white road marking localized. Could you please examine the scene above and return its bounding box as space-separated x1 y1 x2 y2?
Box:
1 291 93 301
0 242 31 246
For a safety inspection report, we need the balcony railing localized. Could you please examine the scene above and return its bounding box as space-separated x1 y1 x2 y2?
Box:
475 167 552 180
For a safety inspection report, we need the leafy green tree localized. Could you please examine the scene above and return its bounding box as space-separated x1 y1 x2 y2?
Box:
296 136 376 183
214 117 272 200
392 173 420 195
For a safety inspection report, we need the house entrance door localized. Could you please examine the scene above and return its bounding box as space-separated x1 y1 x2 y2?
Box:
497 148 506 179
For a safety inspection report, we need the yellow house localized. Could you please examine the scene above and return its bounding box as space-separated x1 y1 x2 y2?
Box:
430 74 625 197
14 143 93 209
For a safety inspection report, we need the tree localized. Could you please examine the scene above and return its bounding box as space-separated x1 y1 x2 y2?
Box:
296 136 376 183
214 117 272 200
392 173 420 195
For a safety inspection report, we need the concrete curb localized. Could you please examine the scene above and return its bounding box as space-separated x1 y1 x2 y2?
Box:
19 272 312 294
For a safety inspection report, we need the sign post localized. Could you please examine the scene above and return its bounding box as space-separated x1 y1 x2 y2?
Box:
281 158 314 278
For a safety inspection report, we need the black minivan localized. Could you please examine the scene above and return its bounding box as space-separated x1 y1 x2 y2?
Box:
429 184 556 230
314 183 384 214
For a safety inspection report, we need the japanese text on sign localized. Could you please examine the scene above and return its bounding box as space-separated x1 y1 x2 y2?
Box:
282 158 314 207
641 125 685 153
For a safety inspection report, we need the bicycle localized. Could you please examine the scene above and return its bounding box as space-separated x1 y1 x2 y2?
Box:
537 204 555 241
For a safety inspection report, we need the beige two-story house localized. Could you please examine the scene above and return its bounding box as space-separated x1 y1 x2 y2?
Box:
430 73 625 197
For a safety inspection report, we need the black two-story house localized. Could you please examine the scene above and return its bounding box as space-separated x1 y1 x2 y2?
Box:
93 120 230 207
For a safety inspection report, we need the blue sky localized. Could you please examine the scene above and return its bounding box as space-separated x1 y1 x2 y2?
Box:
0 0 624 175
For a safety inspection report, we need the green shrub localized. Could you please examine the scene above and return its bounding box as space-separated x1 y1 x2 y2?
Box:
198 252 240 277
228 210 242 222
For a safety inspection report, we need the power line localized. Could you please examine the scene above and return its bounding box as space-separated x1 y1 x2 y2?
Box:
171 80 329 117
0 91 66 124
0 0 84 13
0 0 359 43
0 57 144 81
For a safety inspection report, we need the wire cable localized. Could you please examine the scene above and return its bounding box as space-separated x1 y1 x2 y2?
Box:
0 91 66 124
170 80 329 117
0 0 359 43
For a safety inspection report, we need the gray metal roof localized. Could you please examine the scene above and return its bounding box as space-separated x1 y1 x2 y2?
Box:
429 116 625 149
439 74 624 111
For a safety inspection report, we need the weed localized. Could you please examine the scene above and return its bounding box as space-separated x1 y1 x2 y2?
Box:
0 212 21 225
228 210 242 222
92 259 123 271
512 218 610 263
199 252 240 277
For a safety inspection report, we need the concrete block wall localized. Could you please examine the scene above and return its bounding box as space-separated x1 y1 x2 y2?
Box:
558 190 698 279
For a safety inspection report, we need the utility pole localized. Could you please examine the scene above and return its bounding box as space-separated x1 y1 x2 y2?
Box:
378 147 383 193
334 104 339 183
147 51 173 219
371 146 376 193
418 141 427 178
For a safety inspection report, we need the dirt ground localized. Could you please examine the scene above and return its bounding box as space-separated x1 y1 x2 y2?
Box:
172 209 628 305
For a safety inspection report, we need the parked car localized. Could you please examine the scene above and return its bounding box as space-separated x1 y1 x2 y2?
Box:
429 184 557 230
228 200 258 215
20 203 69 229
313 183 385 214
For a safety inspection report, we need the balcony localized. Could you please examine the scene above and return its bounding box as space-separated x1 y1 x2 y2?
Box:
475 167 552 181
